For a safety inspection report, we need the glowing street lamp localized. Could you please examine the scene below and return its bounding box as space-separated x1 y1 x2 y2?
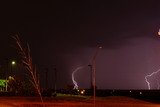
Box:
11 61 16 65
11 60 16 76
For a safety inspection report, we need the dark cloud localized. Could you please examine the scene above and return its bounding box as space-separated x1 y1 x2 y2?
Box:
1 1 160 89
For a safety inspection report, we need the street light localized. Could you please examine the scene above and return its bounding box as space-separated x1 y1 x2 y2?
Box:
88 64 92 89
90 45 102 107
11 60 16 76
54 67 57 96
11 61 16 65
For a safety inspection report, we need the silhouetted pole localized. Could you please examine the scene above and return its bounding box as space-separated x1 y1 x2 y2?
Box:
88 64 93 89
54 67 57 95
91 45 102 107
45 68 48 90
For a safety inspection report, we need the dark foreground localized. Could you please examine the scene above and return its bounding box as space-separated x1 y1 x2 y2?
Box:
0 96 159 107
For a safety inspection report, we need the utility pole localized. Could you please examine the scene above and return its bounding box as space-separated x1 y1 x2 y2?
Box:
45 68 48 90
54 67 57 95
88 64 93 89
90 45 102 107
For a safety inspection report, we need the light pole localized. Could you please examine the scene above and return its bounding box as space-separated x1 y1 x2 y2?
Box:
91 45 102 107
7 60 16 92
54 67 57 95
45 68 48 90
88 64 92 89
11 60 16 76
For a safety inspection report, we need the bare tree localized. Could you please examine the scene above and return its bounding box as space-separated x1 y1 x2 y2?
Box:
13 35 43 102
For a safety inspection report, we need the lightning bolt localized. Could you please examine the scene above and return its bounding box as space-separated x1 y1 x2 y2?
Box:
145 68 160 90
156 79 160 89
72 66 84 90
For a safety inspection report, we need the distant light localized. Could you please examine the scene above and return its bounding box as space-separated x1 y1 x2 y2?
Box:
80 90 85 95
81 91 84 94
8 76 14 80
129 90 132 93
99 46 102 49
140 92 142 95
11 61 16 65
158 29 160 36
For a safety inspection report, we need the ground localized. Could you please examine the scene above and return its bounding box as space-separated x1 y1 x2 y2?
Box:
0 96 159 107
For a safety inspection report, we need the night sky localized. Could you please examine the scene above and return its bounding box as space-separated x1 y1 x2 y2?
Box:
0 1 160 89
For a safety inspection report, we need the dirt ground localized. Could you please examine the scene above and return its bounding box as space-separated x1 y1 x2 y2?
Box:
0 96 159 107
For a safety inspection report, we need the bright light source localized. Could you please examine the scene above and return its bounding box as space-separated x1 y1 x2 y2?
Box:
158 29 160 36
72 66 84 90
80 91 84 94
11 61 16 65
99 46 102 49
140 92 142 95
80 90 85 95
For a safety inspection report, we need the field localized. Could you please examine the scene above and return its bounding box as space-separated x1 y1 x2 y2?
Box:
0 95 159 107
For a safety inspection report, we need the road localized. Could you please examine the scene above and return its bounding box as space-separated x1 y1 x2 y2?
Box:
0 96 159 107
